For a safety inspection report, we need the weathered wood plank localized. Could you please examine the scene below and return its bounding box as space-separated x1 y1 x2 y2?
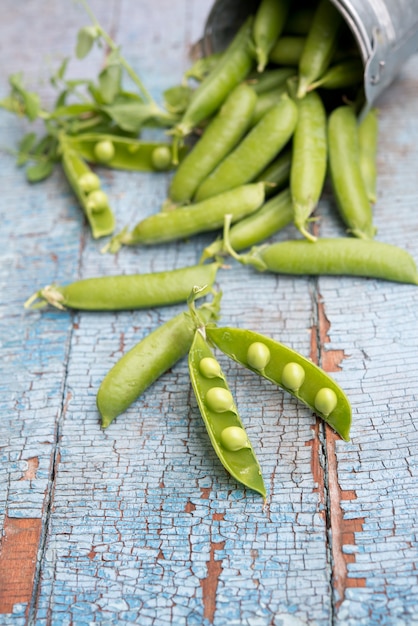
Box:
0 1 417 624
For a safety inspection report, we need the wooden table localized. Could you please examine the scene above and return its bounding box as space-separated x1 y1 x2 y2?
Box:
1 1 417 624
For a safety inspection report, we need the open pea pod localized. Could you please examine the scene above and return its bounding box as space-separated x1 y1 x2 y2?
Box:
64 133 187 172
61 146 115 238
206 326 352 441
188 329 266 498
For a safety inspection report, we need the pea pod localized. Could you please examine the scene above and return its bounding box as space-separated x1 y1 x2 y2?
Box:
194 96 298 202
97 292 221 428
253 0 290 72
106 182 265 253
269 36 305 66
290 90 327 241
246 67 296 95
188 329 266 498
328 105 377 239
24 262 220 311
64 133 186 172
201 187 293 261
206 326 351 441
172 17 255 142
307 58 364 92
224 227 418 285
297 0 343 98
168 84 257 206
358 107 379 205
249 84 289 127
61 146 115 238
255 147 292 196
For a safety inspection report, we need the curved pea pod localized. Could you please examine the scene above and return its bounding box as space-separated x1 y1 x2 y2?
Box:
61 147 115 238
206 326 351 441
290 90 327 241
201 187 293 261
188 329 266 498
168 83 257 205
106 182 265 253
173 17 255 141
296 0 343 98
253 0 290 72
194 96 298 202
64 133 186 172
328 105 377 239
97 294 221 428
358 107 379 205
24 262 220 311
228 236 418 285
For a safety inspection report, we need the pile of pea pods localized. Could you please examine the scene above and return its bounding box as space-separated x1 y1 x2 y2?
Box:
13 0 418 496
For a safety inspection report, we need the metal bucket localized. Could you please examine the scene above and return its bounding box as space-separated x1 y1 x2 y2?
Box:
198 0 418 107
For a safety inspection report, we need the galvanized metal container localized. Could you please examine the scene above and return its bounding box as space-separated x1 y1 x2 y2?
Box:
199 0 418 106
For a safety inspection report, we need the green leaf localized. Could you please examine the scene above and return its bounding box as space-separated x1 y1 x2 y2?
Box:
75 26 98 59
16 132 37 166
98 63 122 104
26 160 55 183
9 73 40 121
101 102 156 133
163 84 192 114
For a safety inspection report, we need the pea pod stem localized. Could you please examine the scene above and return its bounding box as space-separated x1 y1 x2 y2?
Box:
201 188 293 262
77 0 155 108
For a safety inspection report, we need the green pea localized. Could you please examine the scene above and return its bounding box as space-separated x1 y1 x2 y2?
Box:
94 139 115 163
205 387 234 413
199 357 222 379
78 172 101 193
220 426 250 451
247 342 271 370
151 145 172 171
314 387 338 417
281 362 305 391
86 190 109 213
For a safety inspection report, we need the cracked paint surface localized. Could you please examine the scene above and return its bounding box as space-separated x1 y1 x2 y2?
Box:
1 1 418 625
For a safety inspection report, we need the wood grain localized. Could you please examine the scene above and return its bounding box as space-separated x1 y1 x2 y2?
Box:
1 1 418 624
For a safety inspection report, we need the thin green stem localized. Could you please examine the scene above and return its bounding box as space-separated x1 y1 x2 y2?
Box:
76 0 155 106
